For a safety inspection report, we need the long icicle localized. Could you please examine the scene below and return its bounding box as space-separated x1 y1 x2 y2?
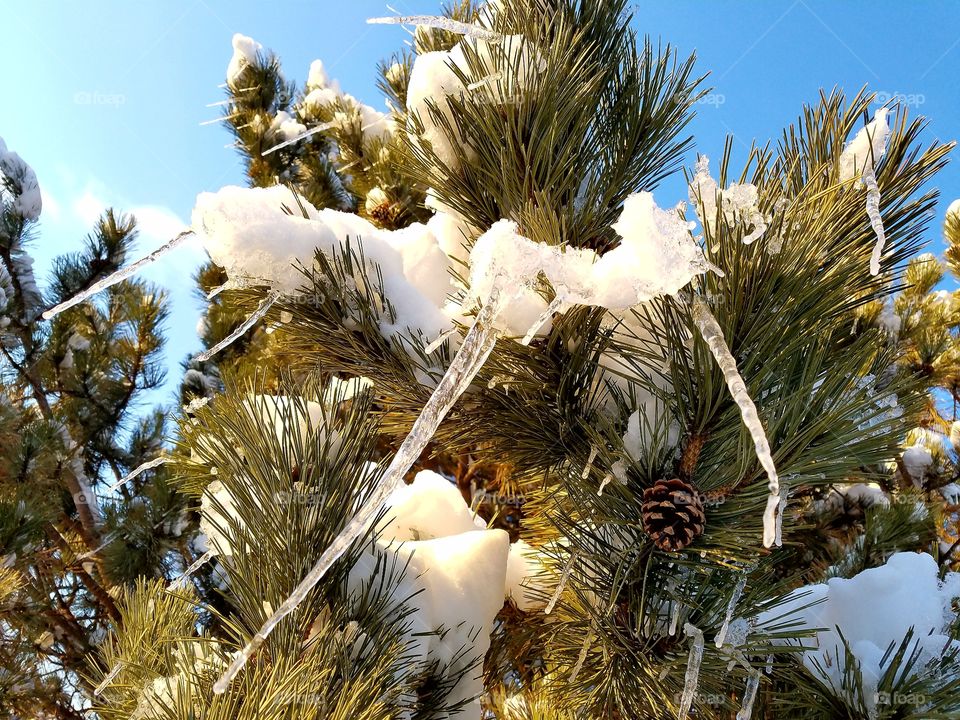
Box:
42 231 194 320
863 164 885 275
714 574 748 648
691 298 781 547
94 660 124 696
367 15 502 42
736 669 762 720
679 623 705 720
194 290 281 362
105 456 170 493
212 282 508 694
521 296 564 346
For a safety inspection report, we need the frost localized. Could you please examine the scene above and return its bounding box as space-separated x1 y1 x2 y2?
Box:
715 574 748 648
691 298 780 547
679 623 705 719
213 282 508 694
839 109 891 276
688 156 767 244
42 231 193 320
193 290 280 362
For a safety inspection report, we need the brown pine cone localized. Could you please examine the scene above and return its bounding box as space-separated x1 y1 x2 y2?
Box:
641 477 706 552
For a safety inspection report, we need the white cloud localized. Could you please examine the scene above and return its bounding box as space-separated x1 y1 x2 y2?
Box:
72 188 107 227
39 184 61 222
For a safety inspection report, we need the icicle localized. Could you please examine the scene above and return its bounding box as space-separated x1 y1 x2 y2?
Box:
261 122 336 157
42 231 193 320
77 531 118 561
367 14 502 42
691 298 780 548
610 459 629 485
105 456 171 493
424 327 457 354
864 165 885 275
774 486 788 547
736 670 761 720
569 624 595 682
467 72 503 91
582 444 598 479
194 290 280 362
200 114 239 126
715 574 748 648
213 281 509 694
679 623 705 720
596 475 613 496
544 551 577 615
94 661 123 696
206 277 254 300
206 99 232 108
669 601 682 636
521 296 564 345
167 549 215 591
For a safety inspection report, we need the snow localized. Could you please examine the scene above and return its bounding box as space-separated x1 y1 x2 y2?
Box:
688 156 767 244
839 109 891 275
902 443 933 485
468 193 714 322
226 33 262 84
377 470 478 540
758 552 960 714
691 298 780 547
0 136 42 221
405 34 542 168
199 479 245 557
306 59 339 93
191 185 454 343
505 539 549 611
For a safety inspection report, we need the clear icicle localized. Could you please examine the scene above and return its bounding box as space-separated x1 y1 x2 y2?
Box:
691 298 780 548
42 231 193 320
213 282 509 694
544 551 578 615
736 670 762 720
774 486 788 547
261 121 336 157
94 661 123 696
596 474 613 496
521 296 564 346
367 14 502 42
715 574 748 648
569 624 595 682
424 327 457 354
679 623 705 720
207 277 255 300
167 549 215 591
669 601 682 636
864 165 885 275
194 291 281 362
582 445 598 479
105 456 171 493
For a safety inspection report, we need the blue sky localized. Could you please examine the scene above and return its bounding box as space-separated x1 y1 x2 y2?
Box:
2 0 960 406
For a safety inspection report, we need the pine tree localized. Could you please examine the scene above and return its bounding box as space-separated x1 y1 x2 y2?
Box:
0 138 197 717
31 2 960 719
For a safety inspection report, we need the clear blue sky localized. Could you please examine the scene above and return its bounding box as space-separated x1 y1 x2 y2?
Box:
2 0 959 406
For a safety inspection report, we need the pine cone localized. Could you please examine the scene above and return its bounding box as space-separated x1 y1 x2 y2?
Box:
641 478 705 552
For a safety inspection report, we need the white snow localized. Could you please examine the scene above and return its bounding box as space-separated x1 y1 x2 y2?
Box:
192 185 454 344
758 552 960 714
902 443 933 485
688 156 767 244
226 33 262 84
839 109 891 275
504 539 549 611
406 34 543 168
